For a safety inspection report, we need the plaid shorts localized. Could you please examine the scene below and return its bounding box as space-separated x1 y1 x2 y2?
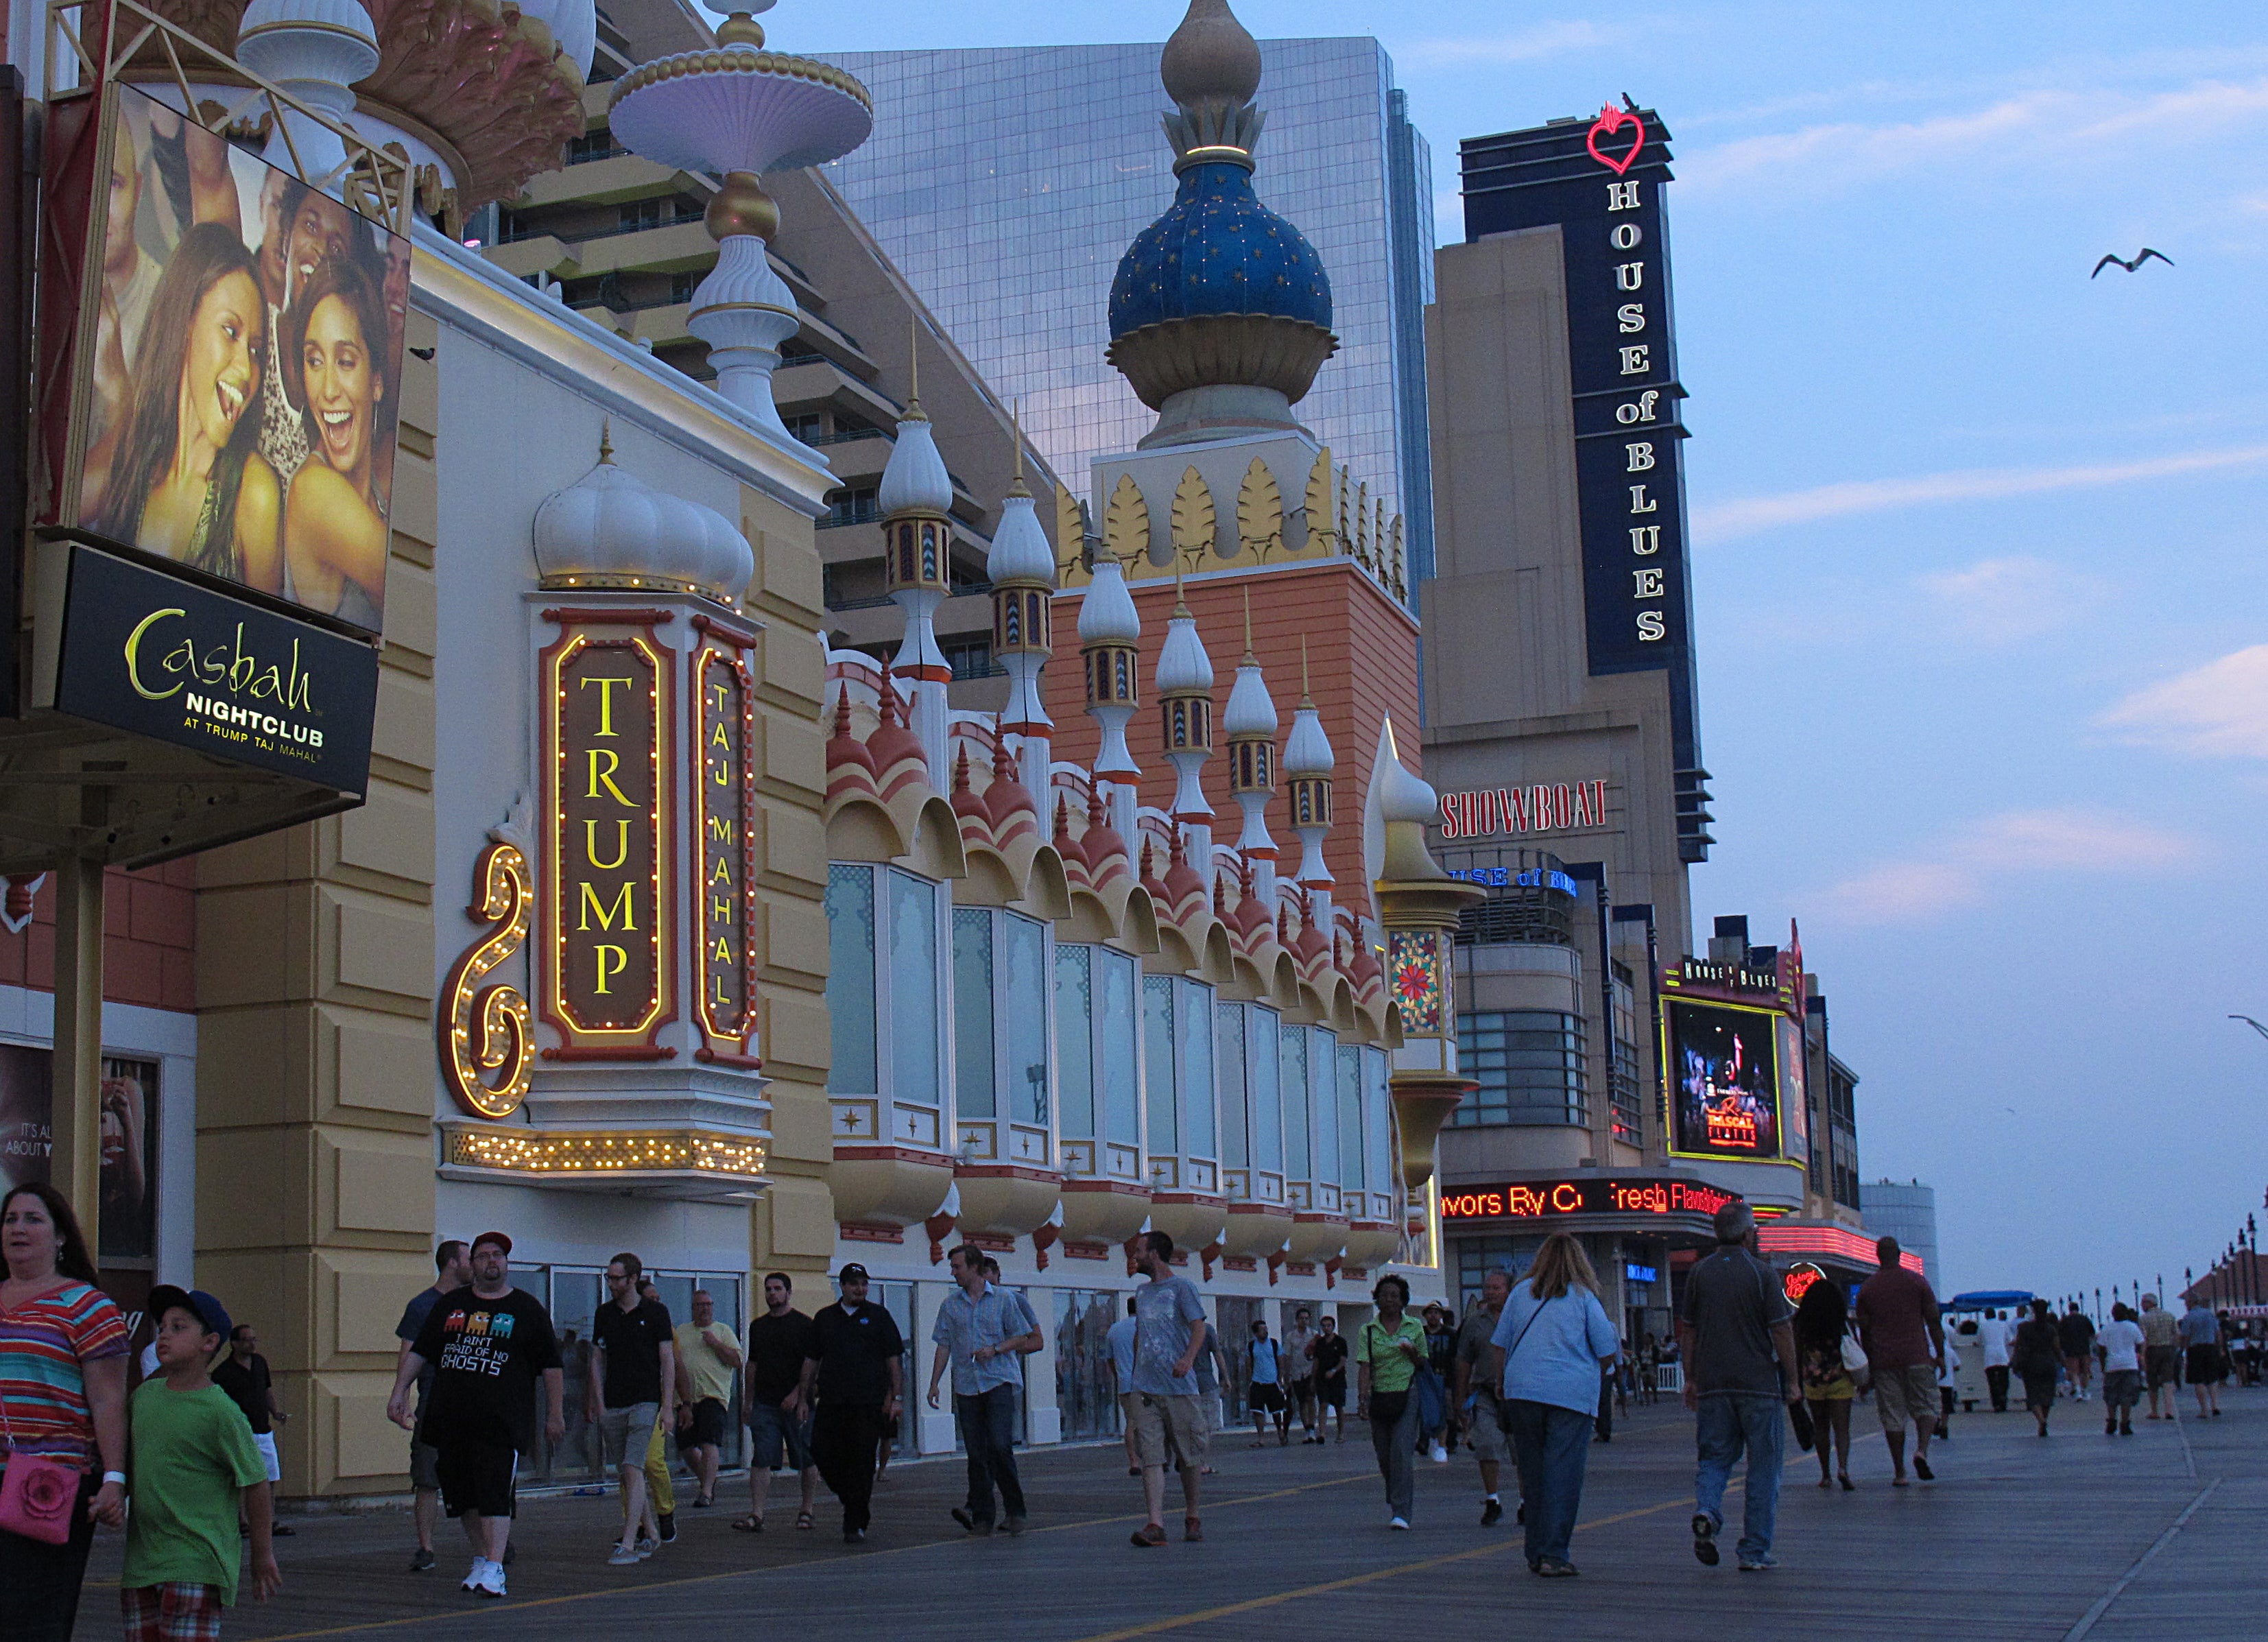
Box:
123 1582 224 1642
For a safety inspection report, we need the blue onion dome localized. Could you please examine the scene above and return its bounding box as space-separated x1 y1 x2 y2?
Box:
1108 164 1332 339
1105 0 1339 420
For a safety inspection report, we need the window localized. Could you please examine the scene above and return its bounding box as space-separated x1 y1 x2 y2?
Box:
953 907 1050 1126
1214 1002 1247 1169
1248 1007 1282 1174
1001 914 1048 1126
823 486 881 528
1610 964 1643 1146
1455 1011 1586 1127
952 909 994 1119
1097 950 1138 1148
1361 1046 1393 1198
942 636 999 681
1336 1045 1363 1195
568 127 628 164
1055 943 1093 1139
1144 975 1177 1156
886 868 940 1108
1178 979 1217 1159
618 195 703 234
1308 1027 1340 1185
669 271 699 305
824 866 876 1095
1279 1023 1309 1182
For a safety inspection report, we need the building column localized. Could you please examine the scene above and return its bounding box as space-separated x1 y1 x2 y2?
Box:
49 851 103 1245
911 1279 956 1455
1023 1287 1062 1445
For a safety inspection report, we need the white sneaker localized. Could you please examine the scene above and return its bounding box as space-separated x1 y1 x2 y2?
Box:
1429 1443 1449 1464
1389 1516 1410 1530
473 1562 506 1598
608 1544 643 1567
636 1534 659 1558
461 1558 488 1591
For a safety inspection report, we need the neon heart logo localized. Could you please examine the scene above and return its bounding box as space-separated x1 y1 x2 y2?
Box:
1586 103 1645 175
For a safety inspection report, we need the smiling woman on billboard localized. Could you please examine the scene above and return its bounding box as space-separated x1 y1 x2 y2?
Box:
87 221 282 593
279 257 389 626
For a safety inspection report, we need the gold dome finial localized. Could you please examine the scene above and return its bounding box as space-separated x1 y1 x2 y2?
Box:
715 10 765 47
905 315 927 421
1007 399 1031 499
1241 584 1256 666
1162 0 1261 111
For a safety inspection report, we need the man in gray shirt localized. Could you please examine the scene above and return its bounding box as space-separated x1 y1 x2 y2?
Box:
927 1244 1042 1535
1677 1202 1799 1573
1128 1229 1209 1547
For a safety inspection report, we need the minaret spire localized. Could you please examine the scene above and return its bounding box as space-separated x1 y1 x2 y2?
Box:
879 327 954 783
1284 632 1335 921
988 398 1057 803
1156 573 1217 869
1223 584 1278 896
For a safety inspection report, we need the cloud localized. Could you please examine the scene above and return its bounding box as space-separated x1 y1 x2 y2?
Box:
2099 646 2268 758
1682 77 2268 193
1692 443 2268 543
1915 556 2110 645
1399 22 1608 69
1818 807 2204 924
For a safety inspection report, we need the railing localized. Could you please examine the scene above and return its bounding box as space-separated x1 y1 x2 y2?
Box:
1655 1362 1684 1394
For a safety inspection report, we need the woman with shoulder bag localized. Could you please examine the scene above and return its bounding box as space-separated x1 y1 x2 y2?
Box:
2012 1299 2064 1436
1792 1280 1857 1490
1355 1274 1428 1529
1491 1234 1622 1577
2 1182 131 1641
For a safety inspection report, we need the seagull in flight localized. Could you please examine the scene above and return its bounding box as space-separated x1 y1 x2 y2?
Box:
2093 248 2172 278
2232 1014 2268 1043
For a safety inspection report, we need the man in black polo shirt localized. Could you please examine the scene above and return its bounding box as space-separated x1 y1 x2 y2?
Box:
798 1263 904 1543
590 1251 676 1566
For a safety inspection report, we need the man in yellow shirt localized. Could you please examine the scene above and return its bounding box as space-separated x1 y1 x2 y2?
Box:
675 1289 744 1510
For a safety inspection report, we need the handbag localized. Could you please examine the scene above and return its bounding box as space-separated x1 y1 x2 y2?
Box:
1840 1333 1870 1379
0 1398 82 1547
1787 1396 1815 1452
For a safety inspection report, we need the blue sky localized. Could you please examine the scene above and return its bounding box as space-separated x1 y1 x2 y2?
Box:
778 1 2268 1301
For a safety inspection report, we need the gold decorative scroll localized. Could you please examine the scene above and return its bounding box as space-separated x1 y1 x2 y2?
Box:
438 841 533 1119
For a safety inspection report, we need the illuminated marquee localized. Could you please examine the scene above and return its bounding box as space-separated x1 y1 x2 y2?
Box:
693 617 759 1064
539 610 675 1058
1438 781 1609 841
1782 1260 1827 1305
1440 1176 1739 1223
439 842 534 1117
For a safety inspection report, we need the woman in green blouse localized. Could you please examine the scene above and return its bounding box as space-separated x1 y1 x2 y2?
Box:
1357 1274 1429 1529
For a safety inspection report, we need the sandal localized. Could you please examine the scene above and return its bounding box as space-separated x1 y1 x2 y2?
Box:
795 1510 815 1531
730 1514 763 1533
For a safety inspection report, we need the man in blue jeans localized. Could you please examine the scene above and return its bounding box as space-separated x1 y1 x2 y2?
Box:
927 1244 1043 1535
1676 1202 1800 1572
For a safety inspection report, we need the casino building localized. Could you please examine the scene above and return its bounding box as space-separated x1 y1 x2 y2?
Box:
0 0 1475 1499
1420 112 1875 1333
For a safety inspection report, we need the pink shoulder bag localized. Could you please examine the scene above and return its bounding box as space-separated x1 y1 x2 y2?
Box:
0 1397 82 1545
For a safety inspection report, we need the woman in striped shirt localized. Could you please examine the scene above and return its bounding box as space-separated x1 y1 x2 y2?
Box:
2 1181 130 1641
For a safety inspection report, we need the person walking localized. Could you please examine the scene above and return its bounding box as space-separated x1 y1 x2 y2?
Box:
0 1182 130 1642
1106 1298 1139 1475
735 1273 818 1534
2012 1300 2063 1436
1313 1315 1349 1442
1356 1274 1427 1530
212 1324 294 1534
2138 1294 2180 1420
121 1286 282 1640
1454 1268 1513 1525
591 1255 675 1565
800 1263 904 1543
1284 1307 1319 1443
929 1244 1042 1536
632 1280 680 1545
1191 1320 1228 1474
1493 1235 1621 1576
387 1231 564 1597
1245 1319 1290 1445
1791 1278 1856 1490
1854 1236 1945 1486
2058 1302 2097 1403
2096 1303 2145 1435
1679 1203 1800 1572
393 1240 470 1571
1419 1302 1455 1463
2180 1296 2225 1419
1981 1309 2012 1413
1126 1230 1208 1547
1935 1327 1959 1441
674 1289 741 1510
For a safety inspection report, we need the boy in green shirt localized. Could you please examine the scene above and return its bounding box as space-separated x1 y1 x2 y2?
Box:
122 1286 282 1640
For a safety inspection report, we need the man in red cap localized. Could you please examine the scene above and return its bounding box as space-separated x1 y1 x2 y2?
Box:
387 1233 562 1597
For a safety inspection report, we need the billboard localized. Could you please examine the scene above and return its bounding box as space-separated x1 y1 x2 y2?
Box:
0 1043 162 1261
1665 997 1782 1161
54 83 407 635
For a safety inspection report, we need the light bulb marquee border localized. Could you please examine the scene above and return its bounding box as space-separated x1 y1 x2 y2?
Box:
691 614 760 1066
538 610 678 1059
443 1124 769 1180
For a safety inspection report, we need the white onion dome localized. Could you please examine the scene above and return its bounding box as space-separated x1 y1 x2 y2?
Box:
533 446 753 604
988 492 1057 588
1079 560 1141 644
237 0 379 86
1160 0 1262 111
879 413 953 517
1156 606 1215 695
1284 698 1333 776
1377 742 1440 824
1223 659 1276 737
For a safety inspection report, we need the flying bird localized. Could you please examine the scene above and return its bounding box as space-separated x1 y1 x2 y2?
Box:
2092 248 2172 278
2232 1014 2268 1043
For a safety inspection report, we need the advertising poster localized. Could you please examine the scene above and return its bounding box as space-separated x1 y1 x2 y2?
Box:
0 1043 161 1261
1666 999 1781 1161
60 83 407 634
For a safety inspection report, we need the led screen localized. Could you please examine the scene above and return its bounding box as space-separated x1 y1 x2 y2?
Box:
1667 998 1782 1161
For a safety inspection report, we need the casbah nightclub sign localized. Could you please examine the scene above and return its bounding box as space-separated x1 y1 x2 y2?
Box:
48 543 379 792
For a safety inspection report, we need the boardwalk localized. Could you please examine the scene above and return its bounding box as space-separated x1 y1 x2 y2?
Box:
72 1389 2265 1641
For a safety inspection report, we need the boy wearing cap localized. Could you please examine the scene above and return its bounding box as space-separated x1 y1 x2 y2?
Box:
388 1231 564 1597
121 1286 281 1640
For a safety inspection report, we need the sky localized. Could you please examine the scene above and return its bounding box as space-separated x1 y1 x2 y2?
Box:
772 1 2268 1303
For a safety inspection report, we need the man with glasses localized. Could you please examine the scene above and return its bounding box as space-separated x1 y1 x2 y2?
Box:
591 1253 676 1566
800 1263 904 1543
388 1233 562 1598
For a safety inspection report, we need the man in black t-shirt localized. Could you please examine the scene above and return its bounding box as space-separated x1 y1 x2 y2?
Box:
591 1252 676 1564
214 1324 294 1535
735 1271 819 1532
798 1262 904 1543
394 1239 470 1570
388 1232 563 1599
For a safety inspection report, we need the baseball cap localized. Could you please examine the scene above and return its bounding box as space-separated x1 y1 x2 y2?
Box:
837 1262 870 1285
147 1285 232 1342
472 1230 512 1256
